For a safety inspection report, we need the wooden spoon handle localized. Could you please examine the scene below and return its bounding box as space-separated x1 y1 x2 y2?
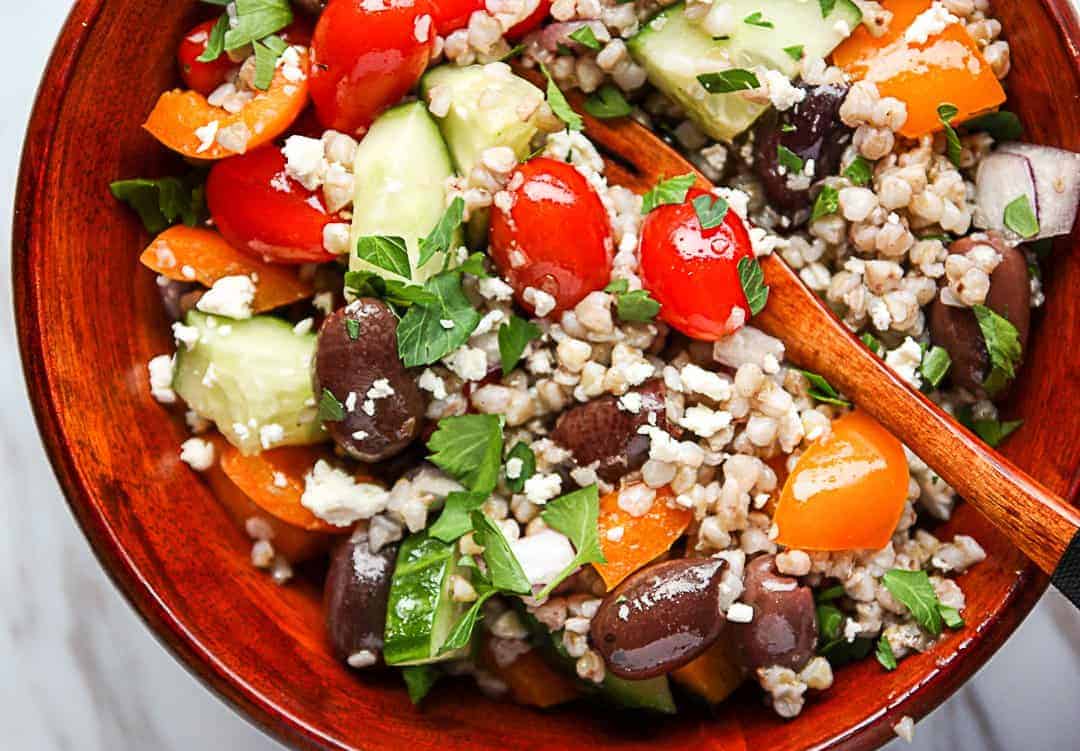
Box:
755 256 1080 583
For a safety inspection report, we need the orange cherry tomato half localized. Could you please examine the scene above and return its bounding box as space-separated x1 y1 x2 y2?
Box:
773 410 909 552
506 0 552 40
178 19 237 96
594 485 692 590
489 156 614 316
309 0 436 136
639 188 755 341
206 144 340 264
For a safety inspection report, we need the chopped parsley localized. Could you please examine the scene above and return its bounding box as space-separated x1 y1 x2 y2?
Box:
920 345 952 389
498 314 542 374
1003 194 1039 239
428 491 489 544
345 318 360 340
535 485 606 599
317 388 345 422
696 69 760 94
692 193 729 229
860 332 883 355
937 103 963 166
783 44 804 60
418 196 465 269
568 25 602 50
402 665 440 704
356 235 412 279
200 0 294 90
798 369 851 407
504 442 536 493
427 414 504 494
955 405 1023 448
811 184 839 222
539 63 583 131
616 289 661 322
819 0 836 17
843 156 873 186
962 110 1023 141
737 256 769 316
584 84 633 119
882 569 947 636
743 11 773 27
641 172 696 213
972 304 1022 395
875 634 898 671
109 171 207 234
777 144 804 174
396 272 482 367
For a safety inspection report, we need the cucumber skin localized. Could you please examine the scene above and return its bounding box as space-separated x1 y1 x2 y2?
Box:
172 312 325 455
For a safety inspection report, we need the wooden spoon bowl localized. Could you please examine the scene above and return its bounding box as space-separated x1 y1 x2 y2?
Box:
13 1 1080 749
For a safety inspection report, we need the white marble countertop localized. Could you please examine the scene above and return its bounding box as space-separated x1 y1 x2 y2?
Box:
3 3 1079 749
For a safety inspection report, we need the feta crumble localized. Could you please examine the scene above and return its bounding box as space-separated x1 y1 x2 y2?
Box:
522 286 557 318
418 369 448 400
904 2 958 45
196 275 256 320
179 437 215 471
523 473 563 505
301 459 390 527
259 423 285 450
148 355 176 404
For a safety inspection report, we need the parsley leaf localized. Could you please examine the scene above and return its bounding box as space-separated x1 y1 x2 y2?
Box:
396 272 482 367
819 0 837 17
197 14 229 63
317 388 345 422
344 270 439 308
781 122 797 133
402 665 440 704
569 24 602 50
584 83 632 119
1003 194 1039 239
498 315 542 374
223 0 292 51
843 156 873 186
616 289 661 322
815 585 846 603
973 304 1022 394
955 405 1024 447
697 69 760 94
860 332 883 355
252 34 287 90
428 491 488 543
539 63 583 131
937 103 963 166
744 11 773 27
939 604 964 629
783 44 804 60
345 318 360 340
737 256 769 316
427 414 504 494
920 345 951 388
418 197 465 270
109 172 207 234
875 634 898 671
356 235 412 279
962 110 1023 141
692 193 729 229
641 173 696 213
505 442 536 493
499 43 525 62
811 184 839 222
471 511 532 595
438 590 496 655
777 145 804 174
536 485 606 599
454 252 490 278
798 369 851 407
882 569 943 636
604 279 629 294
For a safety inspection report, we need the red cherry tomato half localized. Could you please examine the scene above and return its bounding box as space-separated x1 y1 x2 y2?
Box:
206 145 339 265
639 188 755 340
489 157 614 316
506 0 551 40
310 0 436 136
178 19 236 96
431 0 483 35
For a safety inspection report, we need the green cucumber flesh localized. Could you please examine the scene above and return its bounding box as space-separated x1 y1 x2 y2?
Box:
601 673 678 714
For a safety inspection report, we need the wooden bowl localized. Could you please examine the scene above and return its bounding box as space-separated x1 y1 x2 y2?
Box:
13 2 1080 749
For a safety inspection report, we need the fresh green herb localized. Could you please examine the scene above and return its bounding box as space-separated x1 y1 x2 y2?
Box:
569 25 602 50
798 369 851 407
504 442 536 493
860 332 883 354
418 197 465 269
536 485 606 599
882 569 943 636
402 665 441 704
499 43 526 62
955 405 1024 447
344 270 438 307
777 144 804 174
811 184 840 222
697 69 760 94
641 172 696 213
584 84 633 119
939 604 964 629
937 103 963 167
438 590 496 655
816 602 874 665
819 0 837 16
1003 194 1039 239
604 279 630 294
712 35 731 41
109 172 207 234
498 315 542 374
692 193 729 229
815 585 846 603
783 44 804 60
743 11 773 27
345 318 360 340
252 34 287 89
962 110 1023 141
736 256 769 316
616 289 661 322
539 63 583 131
428 491 489 543
556 43 574 56
875 634 898 671
196 14 229 62
843 156 873 186
317 388 345 422
356 235 412 279
781 122 797 133
223 0 292 51
396 272 482 367
920 345 952 388
427 414 504 494
471 511 532 595
973 304 1022 395
456 252 489 278
817 603 844 643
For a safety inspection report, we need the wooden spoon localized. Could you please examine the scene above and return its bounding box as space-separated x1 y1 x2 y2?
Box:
538 77 1080 603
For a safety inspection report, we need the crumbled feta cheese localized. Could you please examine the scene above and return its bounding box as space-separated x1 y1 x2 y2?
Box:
313 291 334 315
679 364 732 402
726 602 754 623
172 322 200 350
194 120 219 154
272 471 289 489
413 13 432 43
618 392 643 414
345 391 358 412
678 404 733 438
440 319 456 329
259 423 285 450
352 430 370 441
505 457 524 480
605 526 624 542
443 346 488 382
196 275 255 320
522 286 557 318
904 2 958 45
301 459 390 526
638 425 706 467
509 530 576 585
282 135 327 191
761 69 807 111
361 399 376 416
523 473 563 505
148 355 176 403
418 369 448 400
367 378 395 400
892 716 915 743
322 222 351 254
179 437 215 471
347 650 378 669
885 337 924 389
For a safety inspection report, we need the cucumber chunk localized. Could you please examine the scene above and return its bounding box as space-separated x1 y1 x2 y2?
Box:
172 311 325 455
349 102 459 284
601 673 677 714
383 532 469 665
628 0 860 140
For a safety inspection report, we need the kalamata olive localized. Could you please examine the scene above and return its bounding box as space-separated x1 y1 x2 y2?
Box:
752 83 851 218
313 299 425 461
590 558 729 679
728 555 817 672
156 278 202 321
324 526 398 666
928 233 1030 397
293 0 326 14
550 378 669 483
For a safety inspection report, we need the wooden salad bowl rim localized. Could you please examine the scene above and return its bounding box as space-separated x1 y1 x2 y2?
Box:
12 1 1080 749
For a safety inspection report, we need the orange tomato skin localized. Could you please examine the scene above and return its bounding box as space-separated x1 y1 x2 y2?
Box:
593 485 692 590
773 411 909 551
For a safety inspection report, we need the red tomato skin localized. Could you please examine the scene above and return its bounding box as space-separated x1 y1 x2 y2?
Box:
431 0 483 35
206 145 338 265
489 157 614 316
639 189 755 341
309 0 436 136
178 20 236 96
506 0 551 40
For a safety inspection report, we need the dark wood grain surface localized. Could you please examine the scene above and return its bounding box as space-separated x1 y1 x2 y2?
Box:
11 1 1080 750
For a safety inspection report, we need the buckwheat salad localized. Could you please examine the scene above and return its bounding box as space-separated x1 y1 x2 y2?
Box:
116 0 1079 721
